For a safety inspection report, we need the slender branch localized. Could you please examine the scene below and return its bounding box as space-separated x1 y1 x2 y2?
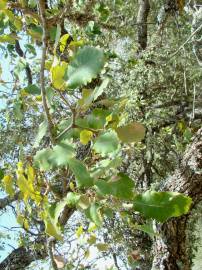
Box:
170 23 202 58
56 109 76 141
38 0 55 144
0 192 20 211
56 89 74 112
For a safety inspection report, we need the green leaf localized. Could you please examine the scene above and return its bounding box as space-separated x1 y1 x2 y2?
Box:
44 218 63 240
33 121 48 148
34 142 75 170
116 122 145 143
132 221 158 238
34 148 53 170
93 131 119 155
48 143 75 167
76 225 83 238
133 191 192 222
54 24 61 50
24 44 36 55
13 100 23 120
44 204 63 241
24 84 41 95
66 46 105 89
78 195 91 209
76 108 111 130
85 203 102 227
85 21 101 37
93 77 109 100
95 3 110 22
66 192 81 206
78 78 109 111
28 0 37 8
27 25 42 40
95 173 134 200
90 157 122 179
67 158 94 188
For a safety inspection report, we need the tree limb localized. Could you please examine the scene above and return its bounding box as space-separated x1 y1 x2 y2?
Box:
136 0 150 51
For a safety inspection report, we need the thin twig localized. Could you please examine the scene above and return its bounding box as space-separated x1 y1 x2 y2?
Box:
56 89 74 112
38 1 55 144
56 109 76 141
170 23 202 58
192 84 196 120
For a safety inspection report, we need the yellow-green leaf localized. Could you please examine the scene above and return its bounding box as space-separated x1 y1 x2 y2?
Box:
87 234 96 245
2 175 15 197
51 61 68 90
17 214 29 230
96 243 109 252
0 34 16 44
44 217 63 241
80 129 93 145
0 0 7 10
116 122 145 143
76 225 83 238
59 33 70 52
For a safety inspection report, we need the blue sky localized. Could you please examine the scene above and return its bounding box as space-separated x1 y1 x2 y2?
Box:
0 50 19 261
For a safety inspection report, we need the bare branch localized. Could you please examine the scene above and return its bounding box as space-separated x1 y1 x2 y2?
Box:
0 192 19 211
170 23 202 58
38 0 55 144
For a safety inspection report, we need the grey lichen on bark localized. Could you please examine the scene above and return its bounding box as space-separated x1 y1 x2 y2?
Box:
152 128 202 270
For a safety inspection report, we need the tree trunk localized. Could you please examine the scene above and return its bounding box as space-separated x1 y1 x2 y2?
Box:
152 128 202 269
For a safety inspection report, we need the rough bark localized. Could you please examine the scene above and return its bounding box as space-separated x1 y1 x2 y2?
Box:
136 0 150 51
152 128 202 270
